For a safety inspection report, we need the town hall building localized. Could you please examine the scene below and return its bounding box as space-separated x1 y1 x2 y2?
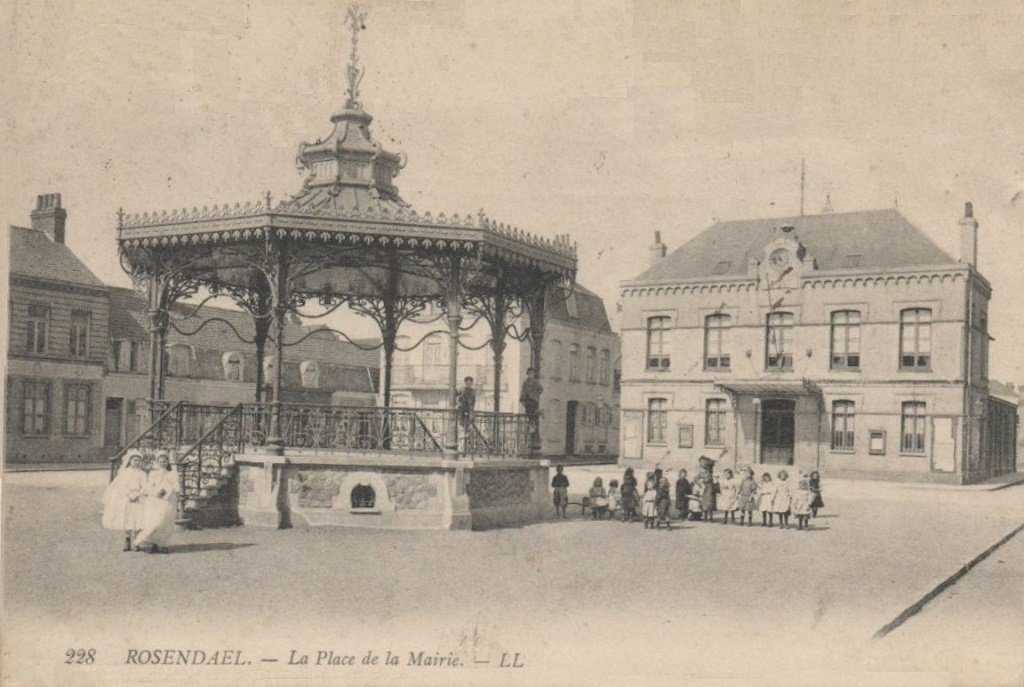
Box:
618 204 1017 484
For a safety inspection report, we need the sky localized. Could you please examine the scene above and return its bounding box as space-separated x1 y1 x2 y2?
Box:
2 0 1023 384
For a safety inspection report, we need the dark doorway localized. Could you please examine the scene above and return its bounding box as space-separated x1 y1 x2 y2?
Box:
761 399 795 465
565 401 579 456
104 398 123 449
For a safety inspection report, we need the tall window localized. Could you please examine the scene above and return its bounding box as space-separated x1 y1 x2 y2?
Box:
901 401 927 454
22 381 49 435
586 347 597 383
68 310 90 358
64 384 90 435
646 316 670 370
26 304 48 354
550 340 563 380
830 311 861 369
704 314 732 369
900 309 931 369
765 312 794 370
831 400 856 451
569 344 581 381
647 398 667 444
705 398 727 446
600 349 611 384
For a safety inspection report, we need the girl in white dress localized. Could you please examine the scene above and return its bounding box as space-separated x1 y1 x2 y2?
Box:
757 473 775 527
101 451 147 552
718 468 739 524
135 453 180 554
771 469 793 530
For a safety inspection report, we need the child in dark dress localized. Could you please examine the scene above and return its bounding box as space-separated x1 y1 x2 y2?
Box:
674 469 692 521
550 466 569 519
620 467 639 522
654 477 673 530
809 471 825 517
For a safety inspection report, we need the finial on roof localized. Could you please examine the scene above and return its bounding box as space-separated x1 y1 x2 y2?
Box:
822 192 833 214
894 190 899 209
344 5 368 110
117 207 124 228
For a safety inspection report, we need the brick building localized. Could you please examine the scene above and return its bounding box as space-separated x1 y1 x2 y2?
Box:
619 204 1016 483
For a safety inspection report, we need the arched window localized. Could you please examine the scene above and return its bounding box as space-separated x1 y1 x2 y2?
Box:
300 360 320 388
222 351 244 381
351 484 375 509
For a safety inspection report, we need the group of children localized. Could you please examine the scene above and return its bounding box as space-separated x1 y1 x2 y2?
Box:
552 462 825 531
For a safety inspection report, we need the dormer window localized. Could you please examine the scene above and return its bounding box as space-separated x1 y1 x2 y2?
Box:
222 352 244 382
300 360 321 388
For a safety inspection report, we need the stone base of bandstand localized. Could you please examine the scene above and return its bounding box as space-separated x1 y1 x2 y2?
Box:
234 451 551 531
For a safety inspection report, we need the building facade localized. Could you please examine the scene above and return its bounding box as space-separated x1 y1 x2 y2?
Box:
6 195 110 464
389 284 620 458
5 195 380 465
619 205 1016 484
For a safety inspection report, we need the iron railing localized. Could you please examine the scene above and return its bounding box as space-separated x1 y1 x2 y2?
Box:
176 404 244 507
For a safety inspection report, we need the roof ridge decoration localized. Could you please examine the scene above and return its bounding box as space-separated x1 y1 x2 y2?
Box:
344 5 368 111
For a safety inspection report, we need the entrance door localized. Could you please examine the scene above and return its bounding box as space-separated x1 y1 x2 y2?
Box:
565 401 579 456
104 398 124 449
761 399 795 465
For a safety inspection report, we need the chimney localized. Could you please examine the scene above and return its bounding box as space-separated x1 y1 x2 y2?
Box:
649 230 667 268
959 201 978 268
30 194 67 244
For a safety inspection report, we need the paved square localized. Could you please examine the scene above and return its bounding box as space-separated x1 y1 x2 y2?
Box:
3 468 1023 686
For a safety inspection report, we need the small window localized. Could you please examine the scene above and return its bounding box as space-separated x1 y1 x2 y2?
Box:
114 340 143 372
569 344 581 381
901 402 927 454
586 347 597 383
600 349 611 385
165 344 195 377
69 310 90 358
23 381 50 435
351 484 375 509
65 384 91 436
566 292 579 319
300 360 320 388
26 304 49 354
647 398 667 444
713 261 732 274
646 317 671 370
831 400 855 451
222 352 244 382
705 398 727 446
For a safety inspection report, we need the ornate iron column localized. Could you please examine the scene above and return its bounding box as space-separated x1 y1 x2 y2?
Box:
266 241 290 456
525 284 547 455
444 256 462 456
145 269 166 421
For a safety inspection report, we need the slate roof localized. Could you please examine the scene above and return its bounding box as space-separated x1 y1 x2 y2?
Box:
632 209 957 283
9 225 106 288
548 283 612 333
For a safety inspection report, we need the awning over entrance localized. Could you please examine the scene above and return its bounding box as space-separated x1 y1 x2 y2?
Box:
714 378 822 397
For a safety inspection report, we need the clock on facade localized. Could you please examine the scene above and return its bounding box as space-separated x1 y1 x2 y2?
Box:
769 248 792 270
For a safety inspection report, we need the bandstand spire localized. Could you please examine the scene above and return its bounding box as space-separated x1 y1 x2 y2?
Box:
344 5 368 111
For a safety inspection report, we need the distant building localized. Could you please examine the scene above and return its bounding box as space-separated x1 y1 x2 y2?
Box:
5 194 380 465
389 284 620 458
619 204 1016 484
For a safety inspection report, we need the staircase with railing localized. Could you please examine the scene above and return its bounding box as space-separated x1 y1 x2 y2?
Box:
110 401 536 527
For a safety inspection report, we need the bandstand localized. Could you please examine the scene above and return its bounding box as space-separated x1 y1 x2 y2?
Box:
112 7 576 530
